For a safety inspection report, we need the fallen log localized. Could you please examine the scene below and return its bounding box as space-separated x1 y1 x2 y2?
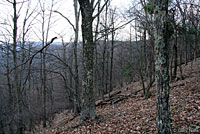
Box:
104 90 121 99
112 95 128 104
96 90 140 106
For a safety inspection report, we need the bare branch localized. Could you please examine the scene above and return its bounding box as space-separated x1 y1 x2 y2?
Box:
53 10 76 32
96 18 135 40
92 0 111 20
47 52 75 80
22 37 57 86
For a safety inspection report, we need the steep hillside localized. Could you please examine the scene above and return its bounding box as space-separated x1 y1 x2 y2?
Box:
31 59 200 134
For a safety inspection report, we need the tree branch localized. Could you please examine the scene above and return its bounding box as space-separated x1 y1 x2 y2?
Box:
96 18 135 40
17 37 57 86
53 10 76 32
92 0 111 20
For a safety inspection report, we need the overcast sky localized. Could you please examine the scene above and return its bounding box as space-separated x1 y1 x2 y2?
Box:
0 0 132 43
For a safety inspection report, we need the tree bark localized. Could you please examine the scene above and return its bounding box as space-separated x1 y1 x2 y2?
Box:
154 0 171 133
173 29 178 79
73 0 81 114
13 0 24 133
109 14 115 96
78 0 96 122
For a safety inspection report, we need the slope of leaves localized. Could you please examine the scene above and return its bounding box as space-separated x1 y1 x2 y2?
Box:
32 59 200 134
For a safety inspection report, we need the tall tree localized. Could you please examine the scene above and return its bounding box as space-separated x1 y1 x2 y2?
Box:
77 0 109 122
38 0 54 127
154 0 171 133
12 0 24 133
54 0 81 114
78 0 96 122
73 0 81 114
109 8 116 96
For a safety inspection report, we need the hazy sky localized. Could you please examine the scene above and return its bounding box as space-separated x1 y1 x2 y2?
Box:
0 0 132 43
54 0 132 41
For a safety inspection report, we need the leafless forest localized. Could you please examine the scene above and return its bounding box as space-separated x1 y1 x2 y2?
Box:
0 0 199 134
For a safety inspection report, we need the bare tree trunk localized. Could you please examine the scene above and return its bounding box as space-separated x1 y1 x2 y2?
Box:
176 0 187 65
6 44 14 134
139 66 146 97
40 6 47 127
146 41 154 99
173 29 178 79
105 50 109 93
109 14 115 96
143 29 147 76
139 29 148 98
40 0 54 127
94 1 101 97
184 34 188 65
78 0 96 122
194 33 198 61
12 1 24 133
69 57 73 102
120 48 124 88
169 48 173 81
62 42 73 109
105 2 109 95
154 0 171 133
6 45 13 106
73 0 81 114
41 14 47 127
179 37 184 80
42 51 47 128
101 40 106 100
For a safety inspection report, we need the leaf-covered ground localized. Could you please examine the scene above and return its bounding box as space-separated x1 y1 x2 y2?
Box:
33 59 200 134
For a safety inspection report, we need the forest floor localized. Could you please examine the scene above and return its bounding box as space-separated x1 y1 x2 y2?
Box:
33 59 200 134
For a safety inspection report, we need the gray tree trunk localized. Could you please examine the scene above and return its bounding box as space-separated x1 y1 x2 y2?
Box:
41 8 47 128
109 12 115 96
78 0 96 122
73 0 81 114
173 29 178 79
154 0 171 133
13 1 23 133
